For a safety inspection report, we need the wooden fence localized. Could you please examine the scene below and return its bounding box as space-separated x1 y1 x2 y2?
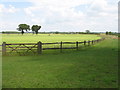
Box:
1 38 105 55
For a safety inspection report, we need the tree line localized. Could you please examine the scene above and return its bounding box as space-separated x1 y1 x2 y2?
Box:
17 24 41 35
106 31 119 37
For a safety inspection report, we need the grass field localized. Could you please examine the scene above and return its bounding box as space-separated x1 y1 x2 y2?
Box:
2 34 101 43
2 34 118 88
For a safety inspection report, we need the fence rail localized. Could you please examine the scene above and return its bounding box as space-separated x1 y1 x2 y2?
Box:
1 38 105 55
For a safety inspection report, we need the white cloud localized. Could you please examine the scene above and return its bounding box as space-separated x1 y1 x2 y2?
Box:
0 21 19 31
8 5 19 13
23 0 118 32
0 0 118 32
0 4 20 31
0 4 19 14
87 0 117 17
24 0 87 25
0 0 28 2
0 4 4 13
27 0 93 8
24 7 35 17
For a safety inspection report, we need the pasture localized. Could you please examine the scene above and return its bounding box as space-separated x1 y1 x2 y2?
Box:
2 34 118 88
2 34 101 43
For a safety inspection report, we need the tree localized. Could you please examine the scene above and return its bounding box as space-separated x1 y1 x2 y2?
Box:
109 31 112 35
55 31 59 34
17 24 30 35
31 25 41 35
106 31 109 35
85 30 90 34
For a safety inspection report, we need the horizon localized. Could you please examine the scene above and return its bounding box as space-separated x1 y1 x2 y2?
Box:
1 30 118 33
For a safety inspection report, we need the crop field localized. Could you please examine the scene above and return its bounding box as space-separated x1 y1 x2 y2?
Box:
2 34 118 88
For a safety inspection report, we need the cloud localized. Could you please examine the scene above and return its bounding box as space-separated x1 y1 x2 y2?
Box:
27 0 92 8
0 0 28 2
24 0 87 26
0 4 19 14
87 0 117 17
0 0 118 32
0 4 4 13
0 21 19 31
23 0 118 32
8 5 19 13
0 4 21 31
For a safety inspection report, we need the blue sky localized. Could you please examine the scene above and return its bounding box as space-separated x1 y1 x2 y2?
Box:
0 0 119 32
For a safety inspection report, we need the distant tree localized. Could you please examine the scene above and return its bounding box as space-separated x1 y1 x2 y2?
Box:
109 31 112 35
55 31 59 34
31 25 41 35
106 31 109 35
85 30 90 34
17 24 30 35
2 31 5 34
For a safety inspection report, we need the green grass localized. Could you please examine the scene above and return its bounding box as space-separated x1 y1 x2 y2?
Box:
2 34 102 56
2 34 101 43
2 35 118 88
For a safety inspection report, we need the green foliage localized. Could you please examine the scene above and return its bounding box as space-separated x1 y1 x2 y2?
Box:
55 31 59 34
85 30 90 34
106 31 109 35
105 31 118 35
118 34 120 37
109 31 112 35
31 25 41 34
17 24 30 35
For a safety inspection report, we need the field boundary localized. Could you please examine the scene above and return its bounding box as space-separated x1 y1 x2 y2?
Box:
1 38 105 55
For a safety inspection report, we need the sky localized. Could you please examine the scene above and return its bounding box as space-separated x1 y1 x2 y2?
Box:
0 0 119 32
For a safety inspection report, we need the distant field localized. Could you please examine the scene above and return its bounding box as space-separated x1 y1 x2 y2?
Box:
2 34 102 55
2 34 101 43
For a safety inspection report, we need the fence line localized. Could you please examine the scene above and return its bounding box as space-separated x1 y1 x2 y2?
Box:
1 38 105 55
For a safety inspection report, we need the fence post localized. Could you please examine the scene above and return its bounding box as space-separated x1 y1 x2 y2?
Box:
37 41 42 54
60 41 62 53
92 40 94 45
88 41 90 46
2 42 6 55
97 40 99 43
84 41 86 46
95 40 97 43
76 41 78 50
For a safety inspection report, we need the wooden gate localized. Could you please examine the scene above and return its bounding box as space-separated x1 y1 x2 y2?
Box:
2 42 39 55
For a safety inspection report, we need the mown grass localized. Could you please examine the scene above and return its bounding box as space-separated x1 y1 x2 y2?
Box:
2 34 101 43
2 36 118 88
